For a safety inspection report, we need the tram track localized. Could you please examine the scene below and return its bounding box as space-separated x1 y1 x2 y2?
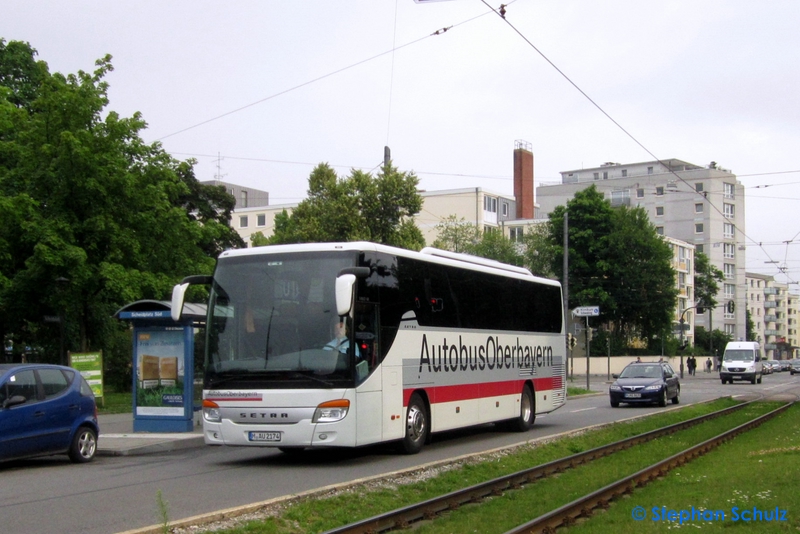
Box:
321 398 787 534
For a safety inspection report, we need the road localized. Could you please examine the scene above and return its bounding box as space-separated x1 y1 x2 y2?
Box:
1 372 798 534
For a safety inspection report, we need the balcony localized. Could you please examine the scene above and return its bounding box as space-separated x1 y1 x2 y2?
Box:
764 287 779 295
764 343 777 350
764 301 777 308
764 329 781 336
764 315 777 322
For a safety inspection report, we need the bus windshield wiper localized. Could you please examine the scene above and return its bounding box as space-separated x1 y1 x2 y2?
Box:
290 372 334 387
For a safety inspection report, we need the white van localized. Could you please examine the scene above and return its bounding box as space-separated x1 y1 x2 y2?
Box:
720 341 763 384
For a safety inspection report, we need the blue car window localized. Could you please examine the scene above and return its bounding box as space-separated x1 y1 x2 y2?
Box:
3 370 38 404
38 368 72 399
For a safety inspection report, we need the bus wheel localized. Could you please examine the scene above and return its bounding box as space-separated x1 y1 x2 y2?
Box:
400 393 428 454
507 385 535 432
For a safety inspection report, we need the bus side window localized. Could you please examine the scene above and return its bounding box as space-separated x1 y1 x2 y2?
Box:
354 303 379 378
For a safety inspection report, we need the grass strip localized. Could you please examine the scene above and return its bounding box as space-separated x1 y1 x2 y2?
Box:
205 398 745 533
565 402 800 533
409 402 782 533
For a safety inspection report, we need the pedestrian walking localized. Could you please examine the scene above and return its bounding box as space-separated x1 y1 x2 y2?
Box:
705 357 712 373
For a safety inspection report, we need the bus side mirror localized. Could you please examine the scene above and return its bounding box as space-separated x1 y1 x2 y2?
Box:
171 282 190 322
336 274 357 316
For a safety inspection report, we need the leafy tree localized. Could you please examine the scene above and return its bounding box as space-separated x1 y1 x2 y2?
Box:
0 41 240 377
269 162 424 249
469 229 523 266
431 215 479 253
520 221 557 278
694 252 723 310
745 308 756 342
547 185 677 345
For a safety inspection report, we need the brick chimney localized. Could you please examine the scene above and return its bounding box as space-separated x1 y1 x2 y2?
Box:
513 140 534 219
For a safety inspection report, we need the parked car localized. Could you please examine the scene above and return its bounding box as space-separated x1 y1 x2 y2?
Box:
609 362 680 407
0 363 99 463
790 359 800 375
778 360 792 372
762 360 777 374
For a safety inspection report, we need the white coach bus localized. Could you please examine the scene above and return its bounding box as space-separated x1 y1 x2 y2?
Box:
171 242 566 454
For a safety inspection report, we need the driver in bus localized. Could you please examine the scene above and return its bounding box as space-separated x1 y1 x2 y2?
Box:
324 318 360 358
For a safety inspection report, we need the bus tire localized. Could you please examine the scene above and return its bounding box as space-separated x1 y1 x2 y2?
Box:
400 393 428 455
506 384 535 432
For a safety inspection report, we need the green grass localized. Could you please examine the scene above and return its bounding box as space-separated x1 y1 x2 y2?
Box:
97 390 132 414
207 398 751 533
410 402 782 534
567 386 597 396
566 402 800 533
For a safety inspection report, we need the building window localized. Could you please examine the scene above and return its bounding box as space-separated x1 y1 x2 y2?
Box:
656 226 664 235
696 244 704 254
695 223 704 233
621 169 628 177
724 283 735 299
239 215 249 228
484 196 497 213
656 186 664 196
724 182 735 199
724 223 735 239
502 203 508 217
656 206 664 216
724 263 735 279
724 324 735 336
695 203 704 213
610 190 630 207
636 188 644 198
603 171 608 180
696 183 704 192
723 243 735 259
509 227 524 242
647 166 654 174
240 190 248 208
257 214 266 226
723 203 735 219
593 172 599 180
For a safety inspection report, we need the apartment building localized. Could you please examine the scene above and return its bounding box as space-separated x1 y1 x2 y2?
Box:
536 159 746 341
746 273 798 359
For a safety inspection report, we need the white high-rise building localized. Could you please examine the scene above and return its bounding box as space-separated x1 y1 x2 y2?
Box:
536 159 745 341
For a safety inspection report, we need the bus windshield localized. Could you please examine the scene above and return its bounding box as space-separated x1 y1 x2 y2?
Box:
205 250 358 389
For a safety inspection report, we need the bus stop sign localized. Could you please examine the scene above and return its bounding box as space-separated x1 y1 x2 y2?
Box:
573 306 600 317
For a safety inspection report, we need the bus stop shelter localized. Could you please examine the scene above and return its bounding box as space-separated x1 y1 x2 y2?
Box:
114 300 206 432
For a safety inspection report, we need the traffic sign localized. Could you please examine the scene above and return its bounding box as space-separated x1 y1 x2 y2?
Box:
572 306 600 317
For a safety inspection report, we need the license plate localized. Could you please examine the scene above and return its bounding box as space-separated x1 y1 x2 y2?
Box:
249 431 281 442
625 393 642 398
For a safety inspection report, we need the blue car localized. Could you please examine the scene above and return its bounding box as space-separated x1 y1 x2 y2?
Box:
0 363 99 463
609 362 681 408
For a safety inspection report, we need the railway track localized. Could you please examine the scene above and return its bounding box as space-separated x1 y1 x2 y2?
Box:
323 399 792 534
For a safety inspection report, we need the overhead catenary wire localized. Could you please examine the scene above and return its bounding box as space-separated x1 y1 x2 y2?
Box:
479 0 797 285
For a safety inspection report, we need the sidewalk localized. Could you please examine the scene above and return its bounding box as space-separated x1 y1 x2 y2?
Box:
97 412 205 457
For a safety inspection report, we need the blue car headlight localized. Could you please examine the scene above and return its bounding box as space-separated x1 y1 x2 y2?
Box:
609 384 622 391
644 384 663 391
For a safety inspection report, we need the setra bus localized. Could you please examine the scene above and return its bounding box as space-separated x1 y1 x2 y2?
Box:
171 242 566 454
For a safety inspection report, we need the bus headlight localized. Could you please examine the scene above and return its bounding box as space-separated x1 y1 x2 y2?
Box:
203 399 221 423
312 399 350 423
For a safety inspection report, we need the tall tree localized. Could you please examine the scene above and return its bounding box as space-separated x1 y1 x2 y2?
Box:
0 40 240 368
431 215 480 253
694 251 724 309
269 162 424 249
547 185 677 344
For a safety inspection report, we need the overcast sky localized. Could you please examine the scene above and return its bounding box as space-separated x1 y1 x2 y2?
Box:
5 0 800 285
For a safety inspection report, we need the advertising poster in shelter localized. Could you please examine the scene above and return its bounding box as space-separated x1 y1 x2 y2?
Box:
70 351 103 399
135 327 185 416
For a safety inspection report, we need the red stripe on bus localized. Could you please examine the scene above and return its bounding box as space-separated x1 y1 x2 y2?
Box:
402 377 561 406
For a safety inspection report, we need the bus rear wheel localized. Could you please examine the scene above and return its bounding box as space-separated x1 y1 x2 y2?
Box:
400 393 428 454
503 385 535 432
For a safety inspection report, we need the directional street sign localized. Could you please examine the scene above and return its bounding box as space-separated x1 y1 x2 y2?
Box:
572 306 600 317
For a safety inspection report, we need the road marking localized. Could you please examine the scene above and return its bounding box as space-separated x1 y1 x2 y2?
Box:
570 407 597 413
